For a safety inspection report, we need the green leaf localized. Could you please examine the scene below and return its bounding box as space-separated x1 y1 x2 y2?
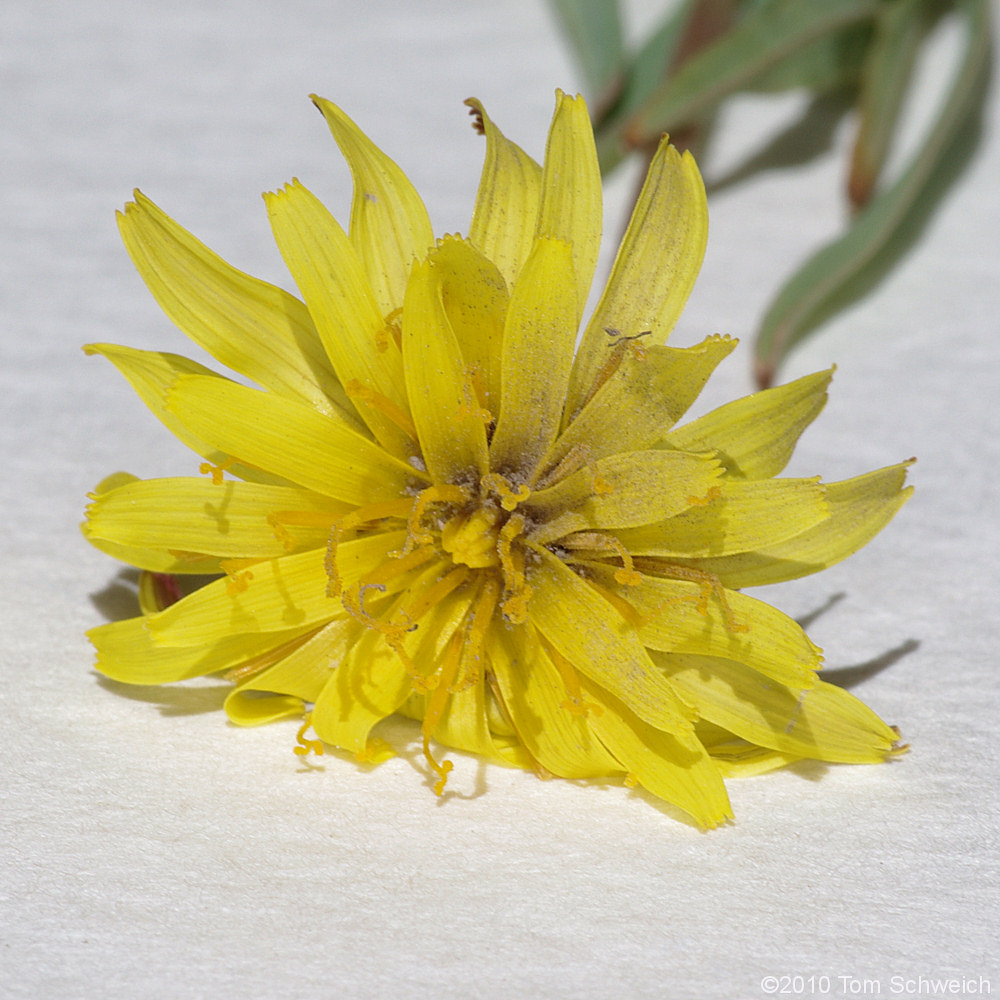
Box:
848 0 936 207
753 0 992 385
622 0 882 146
747 20 873 93
547 0 625 109
594 0 697 172
708 89 856 194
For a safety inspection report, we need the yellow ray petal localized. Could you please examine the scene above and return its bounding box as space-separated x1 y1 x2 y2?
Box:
696 723 801 777
616 476 829 558
489 237 578 474
662 368 834 479
671 462 914 588
225 617 357 726
401 255 489 483
553 336 736 462
536 90 601 316
118 191 356 421
84 343 281 486
659 653 900 763
311 586 471 755
528 449 722 544
582 676 732 829
527 547 697 737
146 530 410 646
83 532 221 576
166 373 423 505
624 571 822 690
311 95 434 316
264 178 410 452
567 135 708 416
89 615 312 684
489 625 620 778
465 97 542 290
310 625 412 754
85 477 347 559
424 235 508 414
432 666 532 769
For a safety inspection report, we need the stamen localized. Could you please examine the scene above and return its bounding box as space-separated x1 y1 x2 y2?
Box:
420 630 465 795
400 484 471 557
323 499 414 598
372 307 404 353
220 558 258 595
268 510 341 551
359 546 438 592
583 575 647 628
534 443 612 495
342 583 412 643
450 576 500 693
354 737 393 764
340 581 434 693
686 485 722 507
422 735 454 796
561 532 641 587
640 562 749 634
293 715 325 758
396 565 471 631
498 514 532 623
224 628 319 683
199 457 236 485
344 379 417 440
542 639 604 719
482 472 531 511
349 563 470 695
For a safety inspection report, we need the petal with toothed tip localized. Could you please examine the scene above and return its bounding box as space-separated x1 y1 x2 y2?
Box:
490 625 621 778
667 462 914 588
165 374 422 506
659 654 901 763
527 547 698 738
146 531 410 647
553 336 737 462
490 237 578 475
117 191 356 421
536 90 601 317
401 254 490 483
582 675 733 829
311 95 434 317
265 178 411 453
661 368 834 479
568 135 708 416
466 97 542 290
85 477 348 559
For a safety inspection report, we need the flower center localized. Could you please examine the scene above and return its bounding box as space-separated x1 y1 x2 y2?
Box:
440 505 502 568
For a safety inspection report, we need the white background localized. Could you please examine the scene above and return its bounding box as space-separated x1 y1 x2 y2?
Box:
2 2 998 998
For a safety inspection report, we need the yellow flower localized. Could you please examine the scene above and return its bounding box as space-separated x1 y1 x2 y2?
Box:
84 92 911 827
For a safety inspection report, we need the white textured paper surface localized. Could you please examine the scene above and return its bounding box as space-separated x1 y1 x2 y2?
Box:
2 2 998 998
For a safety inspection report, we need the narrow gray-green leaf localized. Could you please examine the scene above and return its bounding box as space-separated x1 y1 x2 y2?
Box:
747 20 873 93
754 0 992 386
624 0 882 146
547 0 625 109
595 0 696 172
848 0 935 207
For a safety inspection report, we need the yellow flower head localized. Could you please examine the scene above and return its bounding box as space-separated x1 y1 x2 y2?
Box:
84 92 911 827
